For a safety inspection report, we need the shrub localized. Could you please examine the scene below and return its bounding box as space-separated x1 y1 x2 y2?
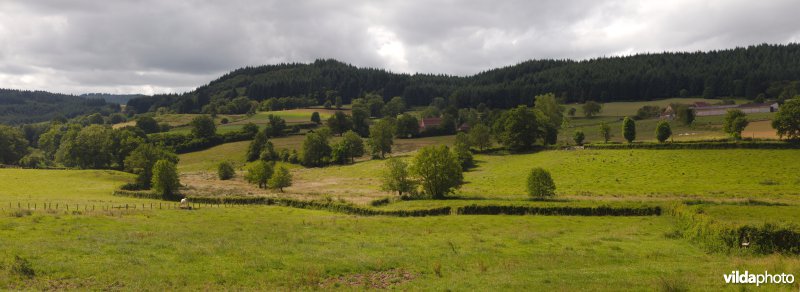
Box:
572 130 585 146
656 121 672 143
217 161 235 180
599 122 612 143
527 167 556 198
723 109 748 140
622 116 636 143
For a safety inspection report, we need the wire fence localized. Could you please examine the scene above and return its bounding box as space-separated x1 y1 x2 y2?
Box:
1 201 242 212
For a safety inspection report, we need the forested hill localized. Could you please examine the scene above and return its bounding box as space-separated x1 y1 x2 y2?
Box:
0 89 119 124
81 93 144 105
126 43 800 114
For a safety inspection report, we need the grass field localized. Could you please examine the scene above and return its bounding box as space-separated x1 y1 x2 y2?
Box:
566 98 744 117
463 149 800 199
0 169 135 203
3 206 799 290
2 153 799 290
563 98 779 143
291 149 800 201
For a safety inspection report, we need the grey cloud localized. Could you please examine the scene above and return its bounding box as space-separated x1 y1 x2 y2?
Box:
1 0 799 94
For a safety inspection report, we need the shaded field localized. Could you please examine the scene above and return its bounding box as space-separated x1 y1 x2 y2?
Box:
564 99 777 143
567 98 744 117
2 207 797 290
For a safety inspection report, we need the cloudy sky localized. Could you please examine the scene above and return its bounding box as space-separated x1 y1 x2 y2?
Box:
1 0 800 95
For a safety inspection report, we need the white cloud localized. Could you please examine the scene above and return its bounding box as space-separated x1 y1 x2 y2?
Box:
0 0 799 94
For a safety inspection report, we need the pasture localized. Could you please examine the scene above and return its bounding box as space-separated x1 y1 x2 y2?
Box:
290 149 800 202
3 204 799 290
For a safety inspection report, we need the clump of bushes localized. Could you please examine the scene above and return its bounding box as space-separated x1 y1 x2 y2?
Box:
527 167 556 199
217 161 235 180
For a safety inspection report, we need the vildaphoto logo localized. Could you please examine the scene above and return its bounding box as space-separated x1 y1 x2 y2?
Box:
723 270 795 286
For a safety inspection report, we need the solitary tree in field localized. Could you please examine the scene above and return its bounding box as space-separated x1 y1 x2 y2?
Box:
723 109 749 140
599 122 612 143
190 115 216 139
368 118 395 159
152 159 180 197
217 161 235 180
411 145 463 199
567 107 577 117
655 121 672 143
582 101 602 118
310 112 321 124
381 158 417 197
772 98 800 141
268 166 292 192
573 130 585 146
468 123 492 151
245 160 273 189
622 117 636 143
527 167 555 198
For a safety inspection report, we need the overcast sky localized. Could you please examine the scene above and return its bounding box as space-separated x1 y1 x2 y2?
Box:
1 0 800 95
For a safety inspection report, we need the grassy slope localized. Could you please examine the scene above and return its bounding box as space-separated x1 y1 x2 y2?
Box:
463 149 800 199
0 169 135 203
564 98 778 143
3 207 797 290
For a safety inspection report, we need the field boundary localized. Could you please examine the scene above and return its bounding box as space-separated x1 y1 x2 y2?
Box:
456 204 662 216
585 141 800 150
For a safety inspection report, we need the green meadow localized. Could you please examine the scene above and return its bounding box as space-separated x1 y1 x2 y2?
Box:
3 203 799 290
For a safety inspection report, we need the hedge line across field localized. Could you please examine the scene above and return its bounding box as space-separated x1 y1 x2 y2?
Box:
456 204 662 216
585 141 800 150
669 204 800 255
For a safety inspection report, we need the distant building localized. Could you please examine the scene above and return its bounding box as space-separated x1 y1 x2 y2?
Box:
419 117 442 131
457 123 470 132
661 105 676 119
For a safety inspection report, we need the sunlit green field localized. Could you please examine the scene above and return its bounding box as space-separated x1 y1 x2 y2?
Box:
2 153 800 290
463 149 800 199
0 169 135 203
3 206 799 290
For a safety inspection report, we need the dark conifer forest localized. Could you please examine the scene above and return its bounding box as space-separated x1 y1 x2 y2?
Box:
125 44 800 114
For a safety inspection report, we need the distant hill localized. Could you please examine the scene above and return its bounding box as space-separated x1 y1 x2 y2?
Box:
0 89 119 124
127 43 800 114
81 93 145 104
